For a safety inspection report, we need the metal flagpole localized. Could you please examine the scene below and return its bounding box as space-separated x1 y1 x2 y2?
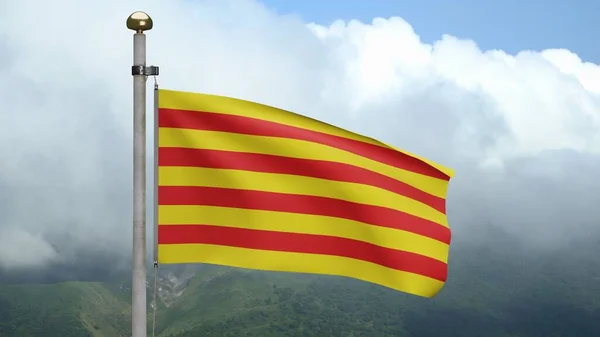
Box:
126 11 159 337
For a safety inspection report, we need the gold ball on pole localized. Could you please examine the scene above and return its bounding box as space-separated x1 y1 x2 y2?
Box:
126 11 153 33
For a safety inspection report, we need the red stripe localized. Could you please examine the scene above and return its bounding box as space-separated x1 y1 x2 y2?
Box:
158 108 450 181
159 147 446 214
158 186 451 244
158 225 447 282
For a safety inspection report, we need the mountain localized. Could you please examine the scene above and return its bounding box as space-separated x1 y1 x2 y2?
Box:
1 232 599 337
0 282 130 337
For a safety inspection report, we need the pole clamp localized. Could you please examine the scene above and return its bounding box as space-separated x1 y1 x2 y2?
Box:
131 65 160 76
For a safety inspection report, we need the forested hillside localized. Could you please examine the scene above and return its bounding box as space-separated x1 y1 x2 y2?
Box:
1 232 598 337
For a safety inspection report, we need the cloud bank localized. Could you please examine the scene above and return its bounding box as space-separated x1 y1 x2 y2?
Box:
0 0 598 270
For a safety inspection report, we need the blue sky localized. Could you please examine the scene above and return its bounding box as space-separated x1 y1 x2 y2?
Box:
262 0 599 63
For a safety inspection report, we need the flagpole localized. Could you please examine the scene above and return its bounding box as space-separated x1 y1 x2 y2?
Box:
127 11 157 337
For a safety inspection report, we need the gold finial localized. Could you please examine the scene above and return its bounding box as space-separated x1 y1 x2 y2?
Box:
126 11 153 33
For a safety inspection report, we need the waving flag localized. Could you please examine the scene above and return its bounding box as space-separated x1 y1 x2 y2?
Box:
156 89 453 298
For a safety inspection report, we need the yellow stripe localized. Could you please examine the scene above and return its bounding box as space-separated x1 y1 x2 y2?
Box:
159 166 448 227
159 205 450 262
157 244 445 298
158 89 454 178
388 145 455 178
158 128 449 199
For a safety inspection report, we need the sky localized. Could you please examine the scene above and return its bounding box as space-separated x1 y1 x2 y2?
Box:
262 0 600 63
0 0 599 271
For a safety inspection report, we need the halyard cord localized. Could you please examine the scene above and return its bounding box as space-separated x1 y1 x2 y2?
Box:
152 262 158 337
152 75 159 337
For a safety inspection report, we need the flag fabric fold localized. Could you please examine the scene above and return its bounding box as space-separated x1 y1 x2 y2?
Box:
156 89 454 298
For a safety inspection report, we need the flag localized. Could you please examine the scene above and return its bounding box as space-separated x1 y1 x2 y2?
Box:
156 89 454 298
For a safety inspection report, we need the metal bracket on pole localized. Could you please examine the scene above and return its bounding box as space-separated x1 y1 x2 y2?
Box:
132 65 160 76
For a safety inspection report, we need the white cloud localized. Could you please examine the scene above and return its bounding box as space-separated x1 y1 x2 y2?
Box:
0 228 59 268
0 0 599 268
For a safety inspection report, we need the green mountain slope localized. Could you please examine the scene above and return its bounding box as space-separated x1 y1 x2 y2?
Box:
0 282 130 337
155 234 600 337
1 235 599 337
